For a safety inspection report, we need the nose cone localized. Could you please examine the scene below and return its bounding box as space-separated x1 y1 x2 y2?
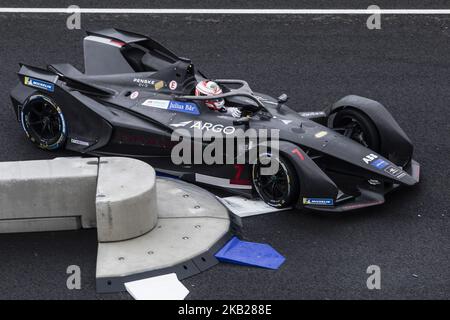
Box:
333 137 419 185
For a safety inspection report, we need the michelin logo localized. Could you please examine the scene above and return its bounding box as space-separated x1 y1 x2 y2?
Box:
24 77 54 92
303 198 334 206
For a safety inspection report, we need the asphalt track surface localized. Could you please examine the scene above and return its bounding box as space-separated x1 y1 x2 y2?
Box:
0 2 449 300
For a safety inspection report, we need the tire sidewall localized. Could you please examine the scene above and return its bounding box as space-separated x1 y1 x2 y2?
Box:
252 153 299 208
21 94 67 150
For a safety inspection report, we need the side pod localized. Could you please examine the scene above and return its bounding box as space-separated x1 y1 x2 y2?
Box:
11 64 113 153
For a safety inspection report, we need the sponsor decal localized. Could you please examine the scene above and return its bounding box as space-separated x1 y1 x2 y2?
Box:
384 165 403 177
303 198 334 206
142 99 200 115
189 121 235 134
142 99 170 109
133 78 153 87
168 101 200 115
130 91 139 99
169 80 178 90
315 131 328 138
24 77 54 92
154 80 164 90
170 121 192 128
363 153 405 178
133 78 164 89
299 111 326 118
362 153 378 164
370 158 389 169
70 138 90 147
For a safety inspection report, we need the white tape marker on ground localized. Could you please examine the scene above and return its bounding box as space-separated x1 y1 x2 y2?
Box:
0 8 450 14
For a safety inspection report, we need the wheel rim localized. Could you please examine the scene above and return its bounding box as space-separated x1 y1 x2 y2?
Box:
24 97 64 147
253 156 291 203
334 116 370 148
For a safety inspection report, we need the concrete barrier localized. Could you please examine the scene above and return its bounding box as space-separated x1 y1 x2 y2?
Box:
96 177 230 292
0 157 231 293
96 157 158 242
0 157 98 233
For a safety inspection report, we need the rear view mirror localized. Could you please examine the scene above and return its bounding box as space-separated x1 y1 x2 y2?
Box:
277 93 289 104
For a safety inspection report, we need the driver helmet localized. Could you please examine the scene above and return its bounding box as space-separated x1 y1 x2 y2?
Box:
195 80 225 111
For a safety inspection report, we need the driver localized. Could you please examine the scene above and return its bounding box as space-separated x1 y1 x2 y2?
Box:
195 80 241 118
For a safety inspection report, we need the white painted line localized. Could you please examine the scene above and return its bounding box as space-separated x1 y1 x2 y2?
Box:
1 8 450 15
195 173 252 190
217 196 291 218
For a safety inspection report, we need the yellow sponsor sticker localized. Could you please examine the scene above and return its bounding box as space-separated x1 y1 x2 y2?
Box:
154 81 164 90
315 131 328 138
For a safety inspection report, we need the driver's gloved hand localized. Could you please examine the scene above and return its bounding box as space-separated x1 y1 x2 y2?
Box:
226 107 242 118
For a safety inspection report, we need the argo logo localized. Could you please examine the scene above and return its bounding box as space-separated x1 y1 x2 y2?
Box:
190 121 236 135
170 120 236 135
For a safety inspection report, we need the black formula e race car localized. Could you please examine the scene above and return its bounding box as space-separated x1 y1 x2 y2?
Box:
10 28 420 211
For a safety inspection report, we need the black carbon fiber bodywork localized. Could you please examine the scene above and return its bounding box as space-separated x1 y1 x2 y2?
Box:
10 28 420 212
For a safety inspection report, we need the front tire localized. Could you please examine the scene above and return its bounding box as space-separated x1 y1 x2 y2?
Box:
252 154 300 208
331 108 380 152
20 94 67 150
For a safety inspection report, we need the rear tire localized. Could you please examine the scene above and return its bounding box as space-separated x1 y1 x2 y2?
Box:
20 95 67 150
252 154 300 208
332 108 380 152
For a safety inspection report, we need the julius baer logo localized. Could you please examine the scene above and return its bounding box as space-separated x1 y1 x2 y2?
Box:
142 99 200 115
24 77 55 92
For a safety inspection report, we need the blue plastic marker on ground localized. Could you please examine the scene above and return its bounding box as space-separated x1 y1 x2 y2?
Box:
215 237 285 270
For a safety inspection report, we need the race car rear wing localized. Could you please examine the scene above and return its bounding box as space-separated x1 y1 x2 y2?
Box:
86 28 181 62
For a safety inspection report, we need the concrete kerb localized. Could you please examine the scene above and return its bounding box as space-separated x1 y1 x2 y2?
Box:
0 157 231 293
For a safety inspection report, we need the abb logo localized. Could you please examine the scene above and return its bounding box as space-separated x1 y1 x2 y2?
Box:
363 153 378 164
